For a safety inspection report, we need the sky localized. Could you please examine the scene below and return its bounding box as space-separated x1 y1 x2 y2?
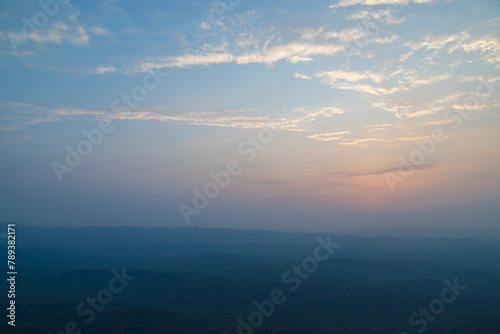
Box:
0 0 499 232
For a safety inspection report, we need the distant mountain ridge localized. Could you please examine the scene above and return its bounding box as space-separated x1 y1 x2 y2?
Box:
3 222 500 242
336 227 500 241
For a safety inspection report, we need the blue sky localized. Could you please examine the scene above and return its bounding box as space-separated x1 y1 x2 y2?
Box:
0 0 499 231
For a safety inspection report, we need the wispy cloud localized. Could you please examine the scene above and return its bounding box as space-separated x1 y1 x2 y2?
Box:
135 53 235 71
345 163 433 177
144 42 342 71
1 13 91 51
4 99 481 147
294 72 312 80
324 27 399 45
348 9 404 23
339 134 433 146
406 32 500 68
317 69 386 84
94 66 117 74
307 131 350 141
0 102 347 137
330 0 437 9
0 135 30 144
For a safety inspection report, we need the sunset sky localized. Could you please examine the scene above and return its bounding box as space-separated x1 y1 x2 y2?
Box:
0 0 499 231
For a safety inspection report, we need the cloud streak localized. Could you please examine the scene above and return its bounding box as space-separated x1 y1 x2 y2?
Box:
346 163 433 177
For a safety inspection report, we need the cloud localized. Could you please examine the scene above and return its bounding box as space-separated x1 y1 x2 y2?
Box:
0 102 314 135
3 17 90 50
407 32 468 52
133 40 345 72
315 69 396 96
316 69 386 83
457 37 500 67
288 55 314 64
346 163 433 176
331 0 436 8
320 106 346 115
236 41 344 65
314 66 452 98
410 73 451 87
363 123 394 133
317 75 404 96
136 53 235 71
348 9 404 23
324 27 399 45
300 28 324 40
89 26 110 36
373 78 498 119
307 131 350 141
373 96 444 119
298 105 347 124
339 134 432 146
331 0 409 8
406 32 500 67
94 66 117 74
294 72 312 80
0 102 353 144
